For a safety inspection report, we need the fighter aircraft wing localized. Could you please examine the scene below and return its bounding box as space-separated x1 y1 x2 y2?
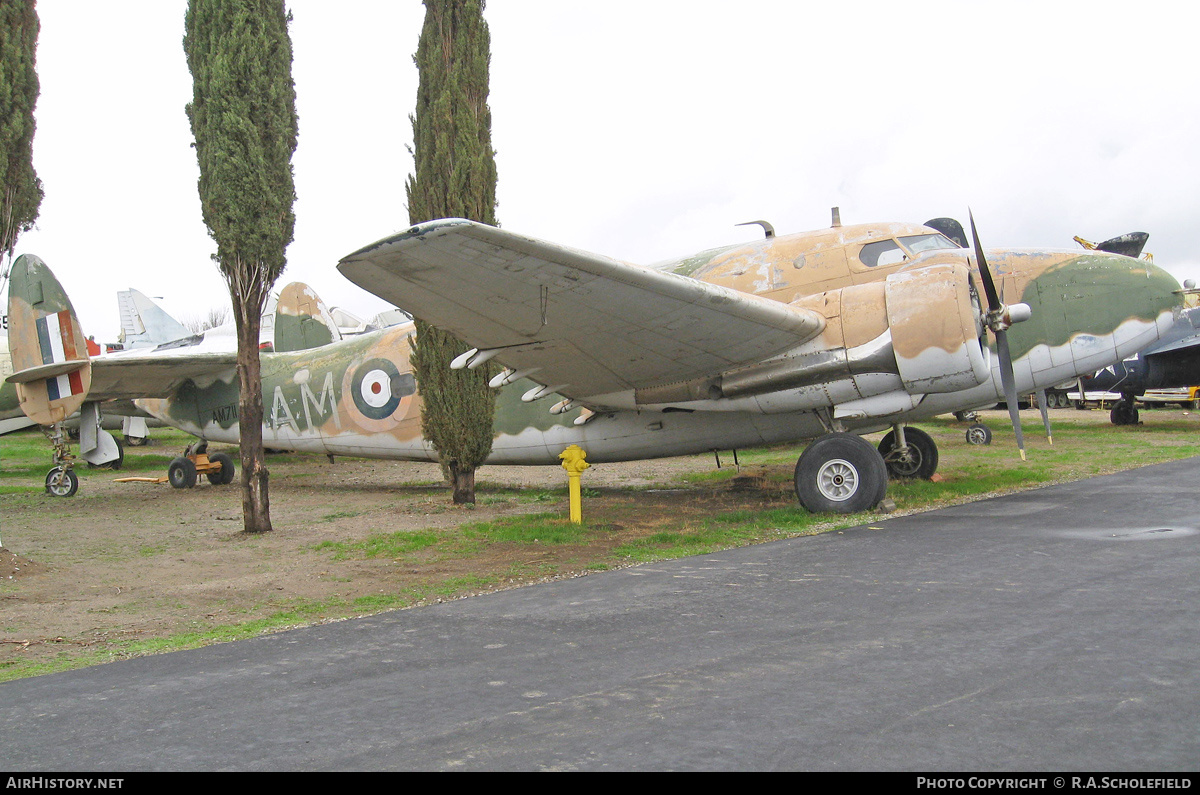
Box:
338 219 825 399
87 350 238 402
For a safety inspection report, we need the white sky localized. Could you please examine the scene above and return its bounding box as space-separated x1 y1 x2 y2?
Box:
14 0 1200 340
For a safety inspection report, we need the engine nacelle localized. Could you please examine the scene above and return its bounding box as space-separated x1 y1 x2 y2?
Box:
884 263 989 394
633 263 990 411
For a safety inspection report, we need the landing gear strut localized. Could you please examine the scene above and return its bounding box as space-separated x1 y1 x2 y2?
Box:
42 423 79 498
794 432 888 513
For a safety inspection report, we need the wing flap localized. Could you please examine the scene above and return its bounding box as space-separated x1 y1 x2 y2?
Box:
339 220 824 398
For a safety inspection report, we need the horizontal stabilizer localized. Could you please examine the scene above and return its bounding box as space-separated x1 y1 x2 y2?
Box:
6 358 90 385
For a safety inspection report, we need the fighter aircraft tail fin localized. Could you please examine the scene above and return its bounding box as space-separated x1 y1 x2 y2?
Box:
116 288 192 349
5 254 93 426
273 282 343 352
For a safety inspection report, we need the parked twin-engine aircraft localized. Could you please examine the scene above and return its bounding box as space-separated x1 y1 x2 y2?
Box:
4 211 1187 512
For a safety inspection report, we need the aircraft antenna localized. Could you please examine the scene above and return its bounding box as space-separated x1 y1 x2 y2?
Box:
735 220 775 239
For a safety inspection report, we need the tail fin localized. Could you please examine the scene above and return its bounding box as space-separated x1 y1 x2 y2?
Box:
116 288 191 348
273 282 342 352
5 254 92 425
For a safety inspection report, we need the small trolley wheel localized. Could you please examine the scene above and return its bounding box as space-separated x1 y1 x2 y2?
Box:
207 452 236 485
168 457 198 489
45 468 79 498
965 423 992 445
794 433 888 514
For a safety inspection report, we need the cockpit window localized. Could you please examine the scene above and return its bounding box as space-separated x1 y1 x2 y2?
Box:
899 233 959 254
858 239 906 268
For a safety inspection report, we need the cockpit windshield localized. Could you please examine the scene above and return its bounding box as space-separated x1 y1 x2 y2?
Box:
899 233 959 254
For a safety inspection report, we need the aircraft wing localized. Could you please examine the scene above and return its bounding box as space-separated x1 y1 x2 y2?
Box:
338 219 825 399
87 351 238 402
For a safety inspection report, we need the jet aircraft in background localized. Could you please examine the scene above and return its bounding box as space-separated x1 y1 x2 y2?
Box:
5 210 1188 512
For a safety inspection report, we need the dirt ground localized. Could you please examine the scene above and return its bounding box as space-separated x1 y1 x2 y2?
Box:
0 442 772 675
2 407 1197 678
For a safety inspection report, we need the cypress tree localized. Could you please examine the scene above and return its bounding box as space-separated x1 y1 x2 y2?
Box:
0 0 43 263
184 0 298 532
406 0 499 505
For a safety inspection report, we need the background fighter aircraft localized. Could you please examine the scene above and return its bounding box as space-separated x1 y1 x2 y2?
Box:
1 271 348 491
6 212 1187 512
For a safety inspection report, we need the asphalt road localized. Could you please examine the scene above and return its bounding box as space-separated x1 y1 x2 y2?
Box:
2 458 1198 771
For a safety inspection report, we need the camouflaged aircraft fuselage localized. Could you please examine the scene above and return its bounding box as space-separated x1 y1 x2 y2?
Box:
134 220 1182 465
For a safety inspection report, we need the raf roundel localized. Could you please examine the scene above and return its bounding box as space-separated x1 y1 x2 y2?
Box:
351 358 407 420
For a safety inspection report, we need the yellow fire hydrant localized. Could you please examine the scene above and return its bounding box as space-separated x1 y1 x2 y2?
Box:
559 444 590 524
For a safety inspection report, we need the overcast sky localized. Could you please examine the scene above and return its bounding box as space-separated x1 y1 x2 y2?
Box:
12 1 1200 340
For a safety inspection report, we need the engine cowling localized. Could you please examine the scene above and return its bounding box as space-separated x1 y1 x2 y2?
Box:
884 263 989 394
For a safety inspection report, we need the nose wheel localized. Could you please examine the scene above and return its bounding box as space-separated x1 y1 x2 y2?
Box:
794 433 888 513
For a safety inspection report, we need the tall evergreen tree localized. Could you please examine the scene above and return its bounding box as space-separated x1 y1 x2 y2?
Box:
0 0 43 265
406 0 499 505
184 0 298 533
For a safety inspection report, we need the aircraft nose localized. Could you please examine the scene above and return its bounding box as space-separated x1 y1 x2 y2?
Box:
994 248 1182 373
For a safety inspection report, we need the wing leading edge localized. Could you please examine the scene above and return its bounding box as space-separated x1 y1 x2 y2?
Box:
338 219 825 401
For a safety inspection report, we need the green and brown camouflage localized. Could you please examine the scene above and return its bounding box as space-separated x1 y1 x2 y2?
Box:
272 281 339 353
5 217 1189 511
4 254 90 426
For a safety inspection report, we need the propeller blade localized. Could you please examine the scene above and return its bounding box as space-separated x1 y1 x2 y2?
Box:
971 211 1027 459
995 330 1026 460
969 210 1001 312
1036 389 1054 445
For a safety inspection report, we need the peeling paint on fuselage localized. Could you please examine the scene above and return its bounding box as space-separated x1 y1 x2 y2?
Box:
128 221 1185 467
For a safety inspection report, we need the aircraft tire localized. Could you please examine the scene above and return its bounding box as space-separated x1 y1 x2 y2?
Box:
168 457 198 489
877 427 938 480
45 468 79 498
87 438 124 471
794 433 887 514
1110 401 1139 426
207 452 236 485
965 423 992 445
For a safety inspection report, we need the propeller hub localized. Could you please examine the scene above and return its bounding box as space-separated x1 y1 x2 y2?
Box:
986 301 1032 333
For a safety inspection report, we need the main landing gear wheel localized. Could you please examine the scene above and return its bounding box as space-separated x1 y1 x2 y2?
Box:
45 468 79 498
965 423 992 445
1111 400 1139 426
877 427 939 480
86 438 124 471
794 433 888 514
